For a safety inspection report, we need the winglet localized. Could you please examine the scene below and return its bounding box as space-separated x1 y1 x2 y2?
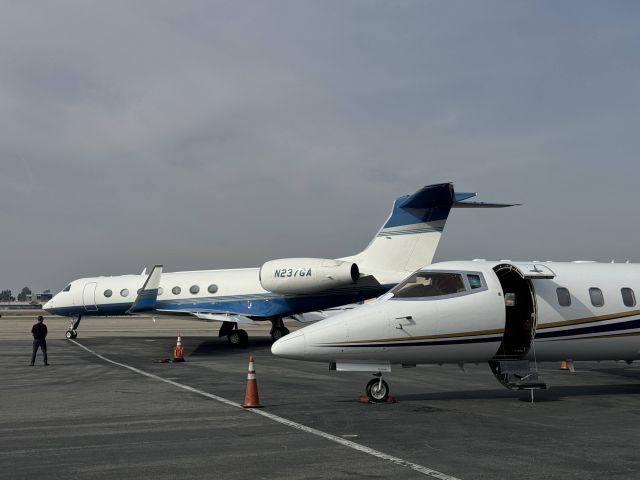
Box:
127 265 163 313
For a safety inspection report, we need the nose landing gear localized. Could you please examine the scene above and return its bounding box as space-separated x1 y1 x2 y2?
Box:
365 373 390 403
65 315 81 340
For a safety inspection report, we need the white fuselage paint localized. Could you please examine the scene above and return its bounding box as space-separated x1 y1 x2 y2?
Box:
272 261 640 365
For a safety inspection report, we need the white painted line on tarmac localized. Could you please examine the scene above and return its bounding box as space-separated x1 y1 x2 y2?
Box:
70 339 461 480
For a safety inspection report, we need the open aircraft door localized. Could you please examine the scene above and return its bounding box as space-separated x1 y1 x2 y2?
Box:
83 282 98 312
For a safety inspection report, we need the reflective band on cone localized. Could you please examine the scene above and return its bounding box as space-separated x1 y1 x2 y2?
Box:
173 333 185 362
243 355 262 408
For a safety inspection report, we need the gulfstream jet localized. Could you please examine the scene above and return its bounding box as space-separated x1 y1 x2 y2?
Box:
43 183 513 345
272 260 640 401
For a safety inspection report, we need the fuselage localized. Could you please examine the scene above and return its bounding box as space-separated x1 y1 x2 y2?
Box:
43 267 392 319
272 260 640 364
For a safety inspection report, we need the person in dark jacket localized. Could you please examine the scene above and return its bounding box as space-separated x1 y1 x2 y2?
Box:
30 315 49 366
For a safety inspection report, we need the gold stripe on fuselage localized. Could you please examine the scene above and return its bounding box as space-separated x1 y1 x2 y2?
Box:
325 327 505 345
537 309 640 330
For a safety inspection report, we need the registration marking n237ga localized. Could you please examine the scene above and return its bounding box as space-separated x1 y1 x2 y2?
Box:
274 268 312 278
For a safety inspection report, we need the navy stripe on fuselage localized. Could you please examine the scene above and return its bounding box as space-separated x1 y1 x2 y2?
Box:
535 316 640 340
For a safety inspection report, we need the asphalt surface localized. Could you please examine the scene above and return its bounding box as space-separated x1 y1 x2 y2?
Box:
2 316 640 479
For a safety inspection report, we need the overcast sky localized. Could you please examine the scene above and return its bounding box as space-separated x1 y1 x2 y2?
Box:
1 1 639 293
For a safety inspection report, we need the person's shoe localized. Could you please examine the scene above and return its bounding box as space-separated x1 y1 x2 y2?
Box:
29 363 34 366
44 363 50 366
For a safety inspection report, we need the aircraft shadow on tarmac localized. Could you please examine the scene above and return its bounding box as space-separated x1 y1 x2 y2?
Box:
589 367 640 380
396 383 640 403
188 337 273 357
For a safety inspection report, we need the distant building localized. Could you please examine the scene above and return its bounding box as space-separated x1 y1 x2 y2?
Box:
27 292 53 304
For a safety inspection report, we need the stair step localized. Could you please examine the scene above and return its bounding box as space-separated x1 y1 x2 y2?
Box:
513 382 547 390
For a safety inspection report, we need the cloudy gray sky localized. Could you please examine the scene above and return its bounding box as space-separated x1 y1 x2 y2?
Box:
1 1 639 293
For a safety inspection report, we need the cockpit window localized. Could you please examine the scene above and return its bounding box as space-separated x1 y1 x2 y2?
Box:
63 284 71 292
467 274 483 289
392 272 466 299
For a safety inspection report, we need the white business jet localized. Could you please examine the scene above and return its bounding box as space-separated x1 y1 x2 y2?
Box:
43 183 512 345
272 260 640 401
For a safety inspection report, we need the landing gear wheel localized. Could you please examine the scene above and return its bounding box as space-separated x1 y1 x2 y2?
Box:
366 378 390 403
271 326 290 341
228 329 248 347
65 330 77 340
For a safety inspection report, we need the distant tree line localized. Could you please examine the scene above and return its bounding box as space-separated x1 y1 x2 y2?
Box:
0 287 48 302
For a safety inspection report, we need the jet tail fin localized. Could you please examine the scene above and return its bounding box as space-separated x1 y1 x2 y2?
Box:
342 183 515 274
127 265 163 313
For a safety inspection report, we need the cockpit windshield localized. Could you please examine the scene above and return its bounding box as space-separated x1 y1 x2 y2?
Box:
62 284 71 292
391 272 467 299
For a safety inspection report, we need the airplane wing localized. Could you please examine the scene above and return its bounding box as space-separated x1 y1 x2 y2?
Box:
288 303 363 323
154 308 258 324
127 265 163 313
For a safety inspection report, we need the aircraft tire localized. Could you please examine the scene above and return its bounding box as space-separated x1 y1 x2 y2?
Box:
228 329 249 347
366 378 389 403
238 329 249 347
271 327 290 341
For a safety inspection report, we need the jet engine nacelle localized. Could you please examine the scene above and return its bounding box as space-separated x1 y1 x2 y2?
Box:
260 258 360 295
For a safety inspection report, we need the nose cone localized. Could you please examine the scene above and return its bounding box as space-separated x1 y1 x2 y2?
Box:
42 299 53 312
271 331 306 359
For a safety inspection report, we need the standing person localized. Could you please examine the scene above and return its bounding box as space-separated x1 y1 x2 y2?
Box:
30 315 49 366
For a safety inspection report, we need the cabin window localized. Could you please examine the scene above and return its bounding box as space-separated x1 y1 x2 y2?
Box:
63 284 71 292
392 272 466 298
556 287 571 307
158 287 164 295
589 287 604 307
120 288 130 297
208 284 218 294
621 288 636 307
172 286 181 295
104 289 112 298
467 274 482 289
190 285 200 295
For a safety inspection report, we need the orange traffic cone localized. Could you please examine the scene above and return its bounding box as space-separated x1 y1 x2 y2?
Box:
242 355 262 408
560 360 569 370
173 334 185 362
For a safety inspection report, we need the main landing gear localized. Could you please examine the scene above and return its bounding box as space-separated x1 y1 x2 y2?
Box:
65 315 81 339
270 318 289 341
227 328 249 347
218 318 290 348
219 321 249 347
365 373 390 403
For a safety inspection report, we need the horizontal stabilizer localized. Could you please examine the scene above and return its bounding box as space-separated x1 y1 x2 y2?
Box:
452 201 519 208
127 265 162 313
398 183 457 209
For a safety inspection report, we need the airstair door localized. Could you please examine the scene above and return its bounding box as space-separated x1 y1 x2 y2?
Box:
83 282 98 312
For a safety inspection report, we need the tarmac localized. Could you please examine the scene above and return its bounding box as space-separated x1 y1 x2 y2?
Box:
2 315 640 480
